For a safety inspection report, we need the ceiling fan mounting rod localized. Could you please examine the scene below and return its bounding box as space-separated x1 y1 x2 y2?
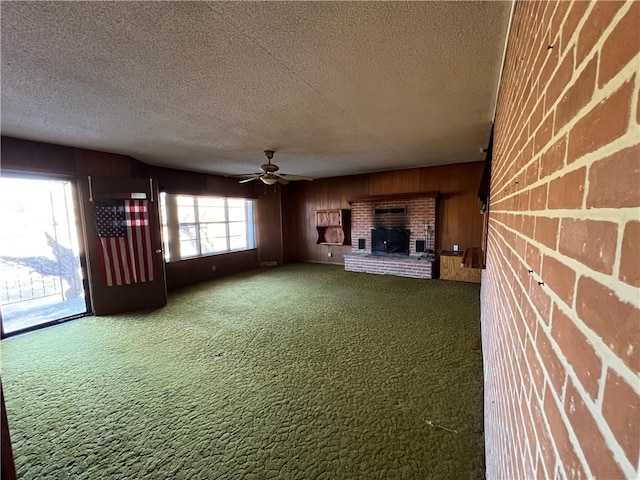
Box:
237 150 313 185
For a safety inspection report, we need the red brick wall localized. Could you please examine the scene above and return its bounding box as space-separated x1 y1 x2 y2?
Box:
344 254 432 279
351 197 437 255
482 1 639 479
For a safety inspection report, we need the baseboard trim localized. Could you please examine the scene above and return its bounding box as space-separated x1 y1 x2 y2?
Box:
302 260 346 266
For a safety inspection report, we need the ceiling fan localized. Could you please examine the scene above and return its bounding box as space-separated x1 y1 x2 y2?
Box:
238 150 314 185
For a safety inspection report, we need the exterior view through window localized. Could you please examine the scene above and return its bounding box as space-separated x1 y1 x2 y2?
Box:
159 193 255 262
0 175 89 335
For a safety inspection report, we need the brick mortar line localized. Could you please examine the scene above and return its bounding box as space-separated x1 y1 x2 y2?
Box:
574 1 635 84
493 95 639 201
594 362 610 412
484 247 573 478
487 234 541 362
488 226 606 399
490 215 639 306
500 1 566 168
500 294 528 410
483 270 545 477
493 31 533 173
489 207 640 226
610 214 630 304
540 385 594 480
492 118 640 204
492 56 639 194
490 264 541 473
502 79 640 198
487 233 631 479
486 231 544 402
487 233 536 341
492 0 584 181
551 292 640 397
537 340 638 478
488 220 639 395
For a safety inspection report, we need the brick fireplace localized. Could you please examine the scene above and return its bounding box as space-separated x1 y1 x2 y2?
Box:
344 196 436 279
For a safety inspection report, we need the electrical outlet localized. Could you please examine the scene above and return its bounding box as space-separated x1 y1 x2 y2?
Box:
328 252 333 258
211 265 216 271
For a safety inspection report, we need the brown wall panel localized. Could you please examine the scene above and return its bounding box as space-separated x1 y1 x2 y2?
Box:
283 162 483 264
73 148 134 178
1 136 143 178
254 186 283 265
1 136 261 291
284 175 369 265
419 162 484 251
2 136 482 283
206 174 252 198
2 136 92 175
392 168 422 193
145 164 255 198
147 165 208 194
165 250 259 290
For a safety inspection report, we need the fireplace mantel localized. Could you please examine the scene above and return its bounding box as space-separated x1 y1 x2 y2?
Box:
348 192 439 204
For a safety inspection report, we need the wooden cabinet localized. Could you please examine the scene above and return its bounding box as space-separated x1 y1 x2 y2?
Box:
440 251 481 283
316 209 351 245
316 210 343 227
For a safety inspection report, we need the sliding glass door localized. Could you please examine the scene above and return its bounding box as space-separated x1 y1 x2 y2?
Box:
0 175 90 336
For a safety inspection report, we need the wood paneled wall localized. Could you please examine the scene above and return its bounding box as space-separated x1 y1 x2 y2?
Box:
1 136 140 178
282 162 484 265
165 250 259 290
142 164 253 198
1 136 483 275
0 136 263 289
254 185 284 265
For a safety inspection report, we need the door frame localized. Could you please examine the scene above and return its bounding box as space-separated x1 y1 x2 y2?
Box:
0 171 92 338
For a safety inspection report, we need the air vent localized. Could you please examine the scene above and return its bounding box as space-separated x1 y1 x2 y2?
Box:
374 207 407 215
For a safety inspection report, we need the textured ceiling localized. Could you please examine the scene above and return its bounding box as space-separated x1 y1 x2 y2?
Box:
1 1 511 179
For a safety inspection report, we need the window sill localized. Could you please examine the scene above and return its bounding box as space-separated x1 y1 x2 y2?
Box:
166 248 257 263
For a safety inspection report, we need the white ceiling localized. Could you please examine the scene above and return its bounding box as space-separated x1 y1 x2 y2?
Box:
1 1 511 179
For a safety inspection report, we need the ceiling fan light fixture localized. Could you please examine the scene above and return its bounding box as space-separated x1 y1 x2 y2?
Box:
238 150 312 185
261 175 279 185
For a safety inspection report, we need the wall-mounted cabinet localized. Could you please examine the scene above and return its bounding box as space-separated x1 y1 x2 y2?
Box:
316 209 351 245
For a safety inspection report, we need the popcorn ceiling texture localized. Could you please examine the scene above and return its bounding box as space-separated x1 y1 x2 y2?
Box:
0 2 510 178
482 1 640 478
1 264 484 479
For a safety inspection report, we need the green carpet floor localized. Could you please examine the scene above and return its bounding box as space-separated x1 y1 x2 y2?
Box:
1 264 484 479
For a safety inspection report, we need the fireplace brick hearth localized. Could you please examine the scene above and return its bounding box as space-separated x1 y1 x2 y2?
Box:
345 196 436 279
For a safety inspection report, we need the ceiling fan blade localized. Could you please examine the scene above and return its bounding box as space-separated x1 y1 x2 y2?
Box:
277 178 289 185
279 174 314 181
239 176 261 184
232 172 262 178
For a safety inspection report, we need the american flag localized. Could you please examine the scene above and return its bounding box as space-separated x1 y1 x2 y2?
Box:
95 199 156 287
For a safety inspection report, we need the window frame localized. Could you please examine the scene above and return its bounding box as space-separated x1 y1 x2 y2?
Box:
159 193 256 262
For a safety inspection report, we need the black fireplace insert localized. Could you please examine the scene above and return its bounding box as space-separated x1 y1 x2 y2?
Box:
371 228 410 255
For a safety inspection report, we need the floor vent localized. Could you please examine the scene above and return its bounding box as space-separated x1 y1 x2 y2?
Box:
260 261 278 267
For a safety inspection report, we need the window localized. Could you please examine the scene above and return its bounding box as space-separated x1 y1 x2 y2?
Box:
159 193 255 262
